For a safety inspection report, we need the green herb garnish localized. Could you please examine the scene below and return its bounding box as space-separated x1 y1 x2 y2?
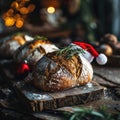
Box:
34 35 48 40
56 44 85 59
12 32 24 37
62 107 119 120
12 32 31 36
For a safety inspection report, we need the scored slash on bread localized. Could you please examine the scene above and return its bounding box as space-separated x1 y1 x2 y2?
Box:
31 50 93 92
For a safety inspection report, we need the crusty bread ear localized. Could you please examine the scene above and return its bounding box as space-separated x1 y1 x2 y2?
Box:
31 52 93 92
0 34 28 59
14 39 58 66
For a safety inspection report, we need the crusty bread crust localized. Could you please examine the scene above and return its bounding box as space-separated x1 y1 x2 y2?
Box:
14 39 58 68
0 34 27 58
32 52 93 92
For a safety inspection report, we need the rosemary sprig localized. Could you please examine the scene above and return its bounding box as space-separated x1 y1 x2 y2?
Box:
56 44 85 59
62 107 119 120
34 35 48 40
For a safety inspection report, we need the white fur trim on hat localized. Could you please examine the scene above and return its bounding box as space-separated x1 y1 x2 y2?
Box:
96 53 107 65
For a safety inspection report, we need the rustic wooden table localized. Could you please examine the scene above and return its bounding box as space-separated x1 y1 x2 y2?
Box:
0 63 120 120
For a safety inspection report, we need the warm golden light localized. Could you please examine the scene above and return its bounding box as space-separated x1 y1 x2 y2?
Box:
5 17 15 26
2 0 36 28
28 4 35 12
16 18 24 28
20 7 29 14
11 1 19 9
47 7 55 14
14 14 21 19
7 9 14 15
2 13 9 20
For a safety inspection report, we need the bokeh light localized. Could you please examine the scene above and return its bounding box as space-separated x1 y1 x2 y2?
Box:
2 0 35 28
5 17 15 26
16 18 24 28
20 7 29 14
47 7 55 14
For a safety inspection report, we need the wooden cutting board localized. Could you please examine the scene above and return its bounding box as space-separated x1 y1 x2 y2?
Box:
0 59 105 112
14 81 105 112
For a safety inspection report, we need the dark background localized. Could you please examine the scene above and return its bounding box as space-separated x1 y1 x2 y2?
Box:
0 0 120 44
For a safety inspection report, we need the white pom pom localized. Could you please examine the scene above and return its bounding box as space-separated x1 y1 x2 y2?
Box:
96 53 107 65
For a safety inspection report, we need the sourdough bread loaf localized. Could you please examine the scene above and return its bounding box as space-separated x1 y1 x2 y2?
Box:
31 51 93 92
14 38 58 67
0 33 33 59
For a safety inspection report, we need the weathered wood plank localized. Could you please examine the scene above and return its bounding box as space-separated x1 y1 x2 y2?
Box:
0 59 105 112
93 66 120 85
93 74 117 87
14 81 105 112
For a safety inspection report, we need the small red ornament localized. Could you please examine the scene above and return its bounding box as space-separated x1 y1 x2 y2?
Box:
17 62 30 78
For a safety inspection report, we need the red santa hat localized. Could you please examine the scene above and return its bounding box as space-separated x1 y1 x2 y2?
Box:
72 42 107 65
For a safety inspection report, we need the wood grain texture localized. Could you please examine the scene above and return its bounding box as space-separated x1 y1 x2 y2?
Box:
0 59 104 112
14 81 104 112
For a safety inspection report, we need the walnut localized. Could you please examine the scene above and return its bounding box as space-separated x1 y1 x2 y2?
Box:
100 34 118 47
